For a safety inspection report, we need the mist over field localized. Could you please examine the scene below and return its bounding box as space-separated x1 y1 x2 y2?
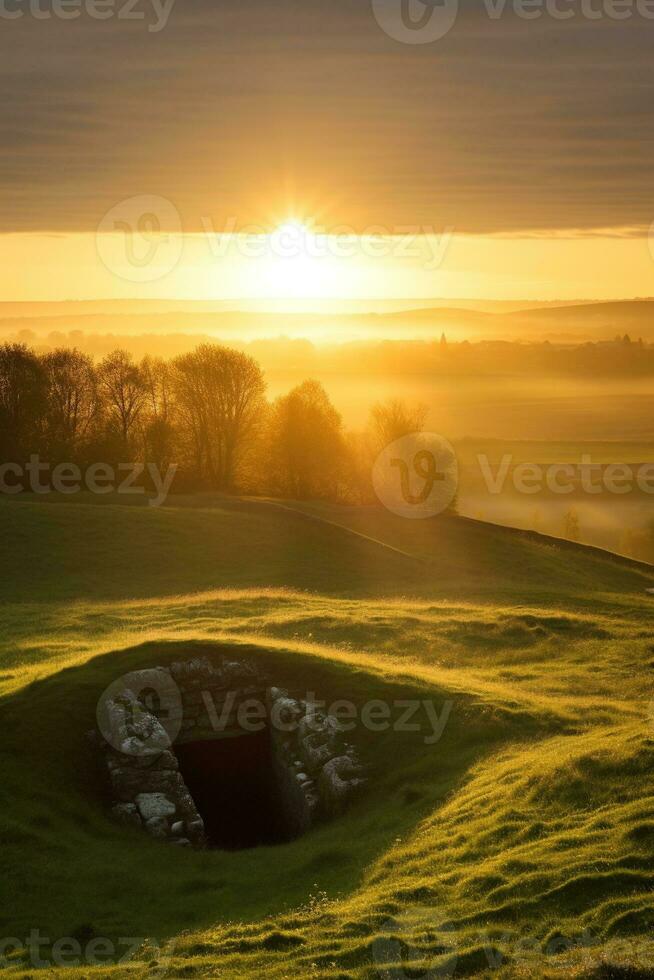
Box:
5 296 654 344
4 297 654 559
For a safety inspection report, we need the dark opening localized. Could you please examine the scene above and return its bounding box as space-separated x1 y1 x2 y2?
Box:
175 731 294 850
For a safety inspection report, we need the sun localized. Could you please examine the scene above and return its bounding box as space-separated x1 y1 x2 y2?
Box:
269 219 313 253
274 219 309 239
259 218 343 299
267 219 315 268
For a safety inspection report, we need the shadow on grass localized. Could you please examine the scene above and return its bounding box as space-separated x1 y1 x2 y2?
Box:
0 638 517 950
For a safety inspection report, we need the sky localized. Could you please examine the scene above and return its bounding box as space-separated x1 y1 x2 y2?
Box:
3 229 654 304
2 0 654 301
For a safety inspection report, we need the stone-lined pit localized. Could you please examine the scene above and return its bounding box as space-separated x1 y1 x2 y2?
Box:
175 730 292 849
93 657 366 849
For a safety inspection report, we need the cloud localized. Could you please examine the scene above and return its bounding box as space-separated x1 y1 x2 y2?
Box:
0 0 653 234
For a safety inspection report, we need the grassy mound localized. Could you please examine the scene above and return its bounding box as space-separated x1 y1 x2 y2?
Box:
1 493 654 977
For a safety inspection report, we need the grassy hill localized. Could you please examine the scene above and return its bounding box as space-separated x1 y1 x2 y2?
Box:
1 494 654 977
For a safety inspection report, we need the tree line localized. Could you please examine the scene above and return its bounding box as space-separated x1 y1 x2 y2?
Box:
7 330 654 381
0 342 428 502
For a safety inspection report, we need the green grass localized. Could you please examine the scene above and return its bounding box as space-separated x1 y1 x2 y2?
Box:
1 493 654 977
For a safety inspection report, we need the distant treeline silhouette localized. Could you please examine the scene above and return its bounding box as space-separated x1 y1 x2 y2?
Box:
3 330 654 378
0 342 428 502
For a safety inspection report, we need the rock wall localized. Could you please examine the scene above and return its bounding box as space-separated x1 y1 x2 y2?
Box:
94 657 366 848
267 686 366 834
170 658 267 745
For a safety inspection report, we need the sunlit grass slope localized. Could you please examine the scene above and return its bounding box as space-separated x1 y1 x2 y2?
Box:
1 493 654 978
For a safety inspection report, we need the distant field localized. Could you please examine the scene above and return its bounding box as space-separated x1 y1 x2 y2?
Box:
455 439 654 557
2 495 654 977
456 439 654 466
264 373 654 440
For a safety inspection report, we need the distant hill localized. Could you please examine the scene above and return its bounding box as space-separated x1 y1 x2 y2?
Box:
505 299 654 341
0 296 586 320
1 297 653 345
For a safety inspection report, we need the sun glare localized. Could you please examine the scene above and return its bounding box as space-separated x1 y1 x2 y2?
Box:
274 219 309 239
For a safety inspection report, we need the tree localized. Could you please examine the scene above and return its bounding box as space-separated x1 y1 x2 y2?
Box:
141 356 172 423
42 348 98 457
0 343 47 463
140 356 177 474
563 508 580 542
368 398 428 455
267 380 345 499
620 522 654 562
97 350 146 448
172 344 265 490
